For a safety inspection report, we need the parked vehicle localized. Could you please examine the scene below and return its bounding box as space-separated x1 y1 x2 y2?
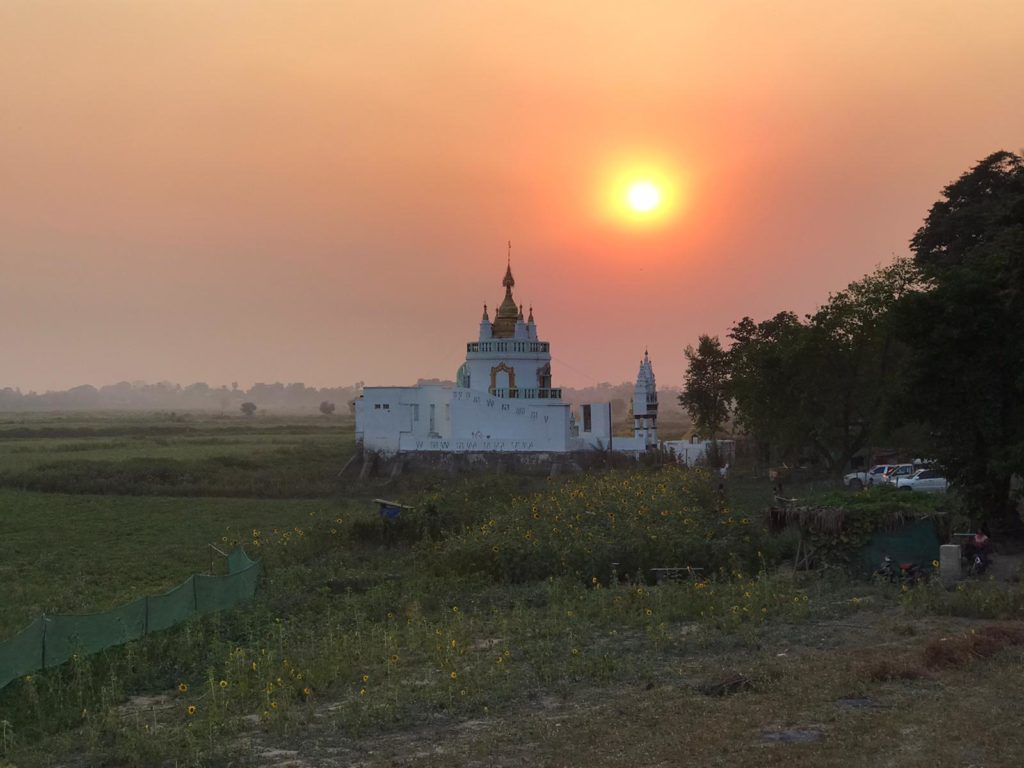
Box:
895 469 948 493
882 464 917 485
875 555 930 585
843 464 895 490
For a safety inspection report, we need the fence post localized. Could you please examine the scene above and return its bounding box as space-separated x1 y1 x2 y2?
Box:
41 615 47 670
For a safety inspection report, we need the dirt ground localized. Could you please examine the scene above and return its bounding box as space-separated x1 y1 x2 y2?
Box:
244 608 1024 768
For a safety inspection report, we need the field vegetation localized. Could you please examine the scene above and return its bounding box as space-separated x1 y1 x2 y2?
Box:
1 413 1024 767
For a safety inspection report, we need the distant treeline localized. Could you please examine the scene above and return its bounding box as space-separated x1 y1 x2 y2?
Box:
0 381 366 413
0 378 686 417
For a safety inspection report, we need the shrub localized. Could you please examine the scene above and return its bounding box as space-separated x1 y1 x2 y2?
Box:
421 467 769 584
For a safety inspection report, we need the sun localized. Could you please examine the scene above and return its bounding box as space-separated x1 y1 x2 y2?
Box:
626 181 661 213
596 158 686 229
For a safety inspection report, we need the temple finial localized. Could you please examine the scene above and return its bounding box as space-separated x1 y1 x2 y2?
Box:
502 253 515 291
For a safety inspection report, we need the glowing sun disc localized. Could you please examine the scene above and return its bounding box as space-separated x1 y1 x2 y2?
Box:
627 181 661 213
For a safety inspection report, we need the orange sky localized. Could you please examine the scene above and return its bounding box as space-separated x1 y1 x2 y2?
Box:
2 1 1022 392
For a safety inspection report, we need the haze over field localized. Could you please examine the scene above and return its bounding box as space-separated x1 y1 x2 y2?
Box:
2 1 1022 392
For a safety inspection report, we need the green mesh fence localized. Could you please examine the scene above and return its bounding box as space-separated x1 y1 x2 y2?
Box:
858 519 941 575
0 548 259 690
148 577 198 634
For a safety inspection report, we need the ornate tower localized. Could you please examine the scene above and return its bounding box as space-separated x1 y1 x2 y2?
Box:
491 261 520 338
633 350 658 448
461 253 559 401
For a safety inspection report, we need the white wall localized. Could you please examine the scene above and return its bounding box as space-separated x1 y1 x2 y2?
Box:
663 439 736 466
576 402 612 449
355 385 452 454
399 388 572 452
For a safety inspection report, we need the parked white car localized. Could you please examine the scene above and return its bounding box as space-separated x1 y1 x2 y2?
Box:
843 464 895 490
896 469 948 493
882 464 917 485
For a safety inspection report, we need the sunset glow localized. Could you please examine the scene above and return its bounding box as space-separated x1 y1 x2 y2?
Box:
1 1 1022 392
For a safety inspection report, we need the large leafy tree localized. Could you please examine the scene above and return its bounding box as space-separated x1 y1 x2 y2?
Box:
679 335 731 439
727 311 808 466
896 150 1024 525
727 259 918 474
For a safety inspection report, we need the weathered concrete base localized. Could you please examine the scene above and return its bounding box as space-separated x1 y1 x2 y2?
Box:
940 543 961 585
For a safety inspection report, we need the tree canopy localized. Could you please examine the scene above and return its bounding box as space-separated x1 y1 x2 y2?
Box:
679 335 731 439
681 150 1023 524
896 150 1024 524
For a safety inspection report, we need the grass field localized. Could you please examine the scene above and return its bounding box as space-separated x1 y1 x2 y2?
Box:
1 412 1023 767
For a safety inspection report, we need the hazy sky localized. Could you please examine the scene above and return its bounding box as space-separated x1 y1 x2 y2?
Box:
2 1 1022 392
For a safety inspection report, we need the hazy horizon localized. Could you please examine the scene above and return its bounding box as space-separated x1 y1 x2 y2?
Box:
3 1 1023 393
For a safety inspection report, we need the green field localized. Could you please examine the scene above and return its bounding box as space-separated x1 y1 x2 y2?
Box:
2 413 1023 767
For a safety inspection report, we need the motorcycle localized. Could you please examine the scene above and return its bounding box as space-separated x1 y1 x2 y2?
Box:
875 555 930 585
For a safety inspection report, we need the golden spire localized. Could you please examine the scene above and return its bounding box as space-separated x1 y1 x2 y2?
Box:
503 241 514 292
492 246 520 338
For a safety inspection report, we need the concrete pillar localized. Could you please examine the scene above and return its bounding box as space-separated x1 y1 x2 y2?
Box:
940 544 961 585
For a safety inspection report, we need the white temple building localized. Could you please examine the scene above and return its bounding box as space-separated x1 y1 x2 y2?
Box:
355 261 658 456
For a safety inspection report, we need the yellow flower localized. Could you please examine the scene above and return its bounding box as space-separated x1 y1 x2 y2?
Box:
451 639 457 649
303 687 312 697
270 701 278 710
186 705 197 716
359 688 366 696
571 648 580 656
178 682 189 693
932 559 940 568
450 671 458 680
362 674 369 683
390 654 400 663
645 608 653 616
219 680 228 689
251 661 257 671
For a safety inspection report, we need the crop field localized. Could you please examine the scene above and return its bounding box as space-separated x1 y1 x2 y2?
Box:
2 413 1024 767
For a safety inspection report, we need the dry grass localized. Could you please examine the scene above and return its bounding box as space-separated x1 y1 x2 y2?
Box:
921 622 1024 670
242 617 1024 768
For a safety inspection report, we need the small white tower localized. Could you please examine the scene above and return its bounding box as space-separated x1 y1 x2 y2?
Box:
479 304 492 341
514 304 528 340
633 350 658 448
